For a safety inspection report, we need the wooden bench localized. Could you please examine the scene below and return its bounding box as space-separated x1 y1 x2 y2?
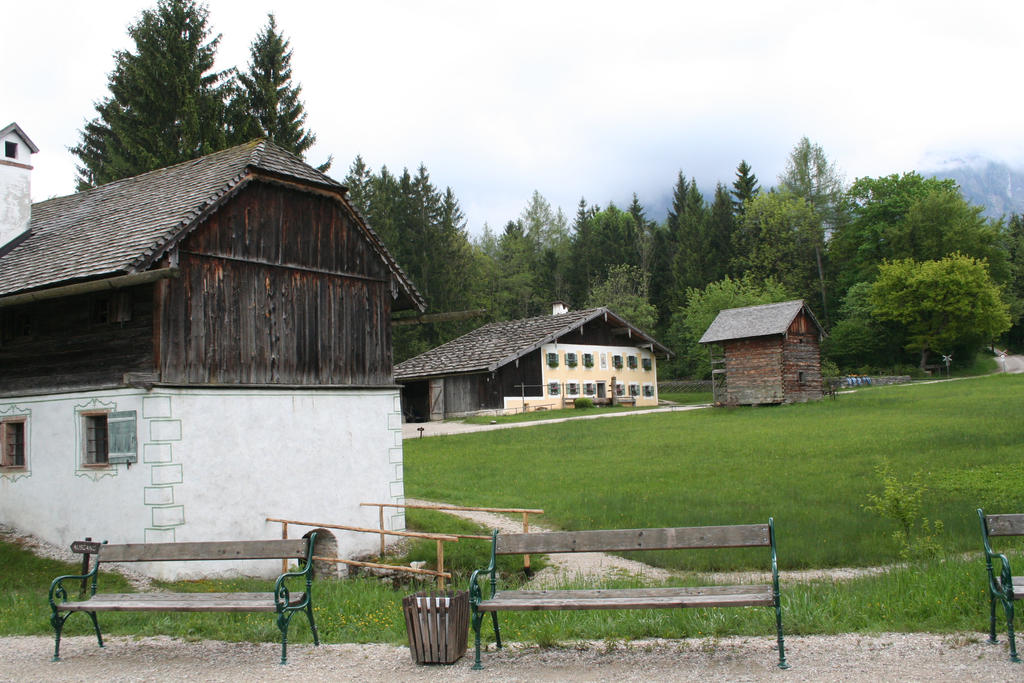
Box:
979 509 1024 662
48 533 319 664
469 521 788 670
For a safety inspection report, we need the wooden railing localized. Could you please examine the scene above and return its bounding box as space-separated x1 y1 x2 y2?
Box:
360 502 545 571
266 517 458 589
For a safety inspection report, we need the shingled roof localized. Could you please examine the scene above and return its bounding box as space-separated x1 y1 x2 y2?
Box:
394 307 671 380
0 140 424 311
699 300 823 344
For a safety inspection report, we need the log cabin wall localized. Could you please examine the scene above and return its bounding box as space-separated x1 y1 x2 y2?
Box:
723 337 784 405
495 349 543 400
158 181 394 386
0 286 155 396
781 313 823 402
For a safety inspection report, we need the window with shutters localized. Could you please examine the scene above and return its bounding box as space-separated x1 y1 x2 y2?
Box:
1 418 26 469
627 355 638 369
81 411 137 466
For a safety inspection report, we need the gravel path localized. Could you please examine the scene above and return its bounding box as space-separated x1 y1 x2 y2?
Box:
3 632 1020 682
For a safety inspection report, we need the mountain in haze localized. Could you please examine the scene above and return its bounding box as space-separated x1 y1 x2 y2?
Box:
925 157 1024 219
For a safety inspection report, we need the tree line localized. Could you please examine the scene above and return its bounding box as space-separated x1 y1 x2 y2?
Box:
72 0 1023 376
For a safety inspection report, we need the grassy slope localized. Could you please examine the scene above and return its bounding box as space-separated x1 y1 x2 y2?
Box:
405 374 1024 570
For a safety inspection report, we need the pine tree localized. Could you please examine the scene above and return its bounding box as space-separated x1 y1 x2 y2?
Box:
731 160 760 215
707 183 736 281
230 14 329 170
71 0 232 188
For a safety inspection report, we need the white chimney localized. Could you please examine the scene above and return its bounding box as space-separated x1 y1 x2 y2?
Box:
0 122 39 250
552 301 569 315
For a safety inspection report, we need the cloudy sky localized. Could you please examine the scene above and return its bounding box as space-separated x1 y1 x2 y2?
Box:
6 1 1022 234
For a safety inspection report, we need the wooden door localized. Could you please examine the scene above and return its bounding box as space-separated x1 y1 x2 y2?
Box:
429 379 445 421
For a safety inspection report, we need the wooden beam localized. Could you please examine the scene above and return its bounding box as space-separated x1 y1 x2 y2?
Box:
0 268 179 308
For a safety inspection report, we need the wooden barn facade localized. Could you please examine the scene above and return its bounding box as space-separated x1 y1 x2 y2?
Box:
395 304 671 420
699 300 825 406
0 135 424 578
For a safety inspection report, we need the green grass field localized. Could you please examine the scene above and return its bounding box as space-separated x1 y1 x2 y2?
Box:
405 374 1024 570
4 374 1022 646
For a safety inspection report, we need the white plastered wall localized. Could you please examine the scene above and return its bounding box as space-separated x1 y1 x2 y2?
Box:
0 387 405 580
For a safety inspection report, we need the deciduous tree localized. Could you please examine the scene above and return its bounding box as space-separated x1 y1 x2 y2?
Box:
870 254 1011 370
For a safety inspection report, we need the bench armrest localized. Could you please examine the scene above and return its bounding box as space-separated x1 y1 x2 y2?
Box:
274 532 317 612
469 529 500 606
48 565 100 611
979 509 1016 599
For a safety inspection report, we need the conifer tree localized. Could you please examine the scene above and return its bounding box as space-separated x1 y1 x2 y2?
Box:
230 14 329 170
71 0 232 188
731 160 760 215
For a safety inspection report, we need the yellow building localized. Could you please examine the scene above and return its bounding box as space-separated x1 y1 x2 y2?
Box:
395 303 672 420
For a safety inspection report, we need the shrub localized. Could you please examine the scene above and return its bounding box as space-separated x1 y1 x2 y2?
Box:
573 398 594 409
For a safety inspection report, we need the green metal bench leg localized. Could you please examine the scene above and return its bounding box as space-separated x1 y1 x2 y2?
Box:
50 612 66 662
990 595 999 644
305 603 320 646
774 599 789 669
277 611 293 665
492 612 502 649
51 611 104 662
1005 601 1020 662
471 607 484 670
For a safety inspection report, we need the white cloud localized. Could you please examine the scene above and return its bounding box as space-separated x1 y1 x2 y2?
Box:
6 0 1024 230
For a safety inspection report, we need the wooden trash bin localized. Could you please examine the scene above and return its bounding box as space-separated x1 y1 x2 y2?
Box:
402 590 469 664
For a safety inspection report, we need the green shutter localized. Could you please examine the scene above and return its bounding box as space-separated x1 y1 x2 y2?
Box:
107 411 137 464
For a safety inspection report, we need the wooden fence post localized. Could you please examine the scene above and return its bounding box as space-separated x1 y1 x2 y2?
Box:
378 505 386 557
523 513 531 572
281 522 289 574
437 539 445 590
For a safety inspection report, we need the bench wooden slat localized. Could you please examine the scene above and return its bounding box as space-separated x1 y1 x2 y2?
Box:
986 514 1024 537
59 591 307 613
98 539 310 563
478 586 774 611
494 524 770 555
500 585 770 600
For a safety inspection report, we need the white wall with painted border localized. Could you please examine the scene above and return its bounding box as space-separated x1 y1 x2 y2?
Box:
0 387 405 580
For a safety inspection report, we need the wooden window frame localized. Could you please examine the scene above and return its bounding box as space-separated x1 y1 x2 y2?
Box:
565 352 578 368
627 355 638 369
583 381 596 396
612 354 624 369
566 381 580 397
643 383 655 398
629 382 640 397
1 418 27 469
81 412 110 467
642 357 653 371
548 381 560 396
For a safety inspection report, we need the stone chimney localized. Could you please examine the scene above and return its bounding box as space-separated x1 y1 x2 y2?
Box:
0 123 39 250
552 301 569 315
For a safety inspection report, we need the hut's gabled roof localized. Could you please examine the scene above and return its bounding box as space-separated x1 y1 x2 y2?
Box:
0 140 425 311
394 307 671 380
699 300 823 344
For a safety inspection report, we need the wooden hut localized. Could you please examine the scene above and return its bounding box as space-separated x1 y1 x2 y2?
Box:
699 300 825 406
